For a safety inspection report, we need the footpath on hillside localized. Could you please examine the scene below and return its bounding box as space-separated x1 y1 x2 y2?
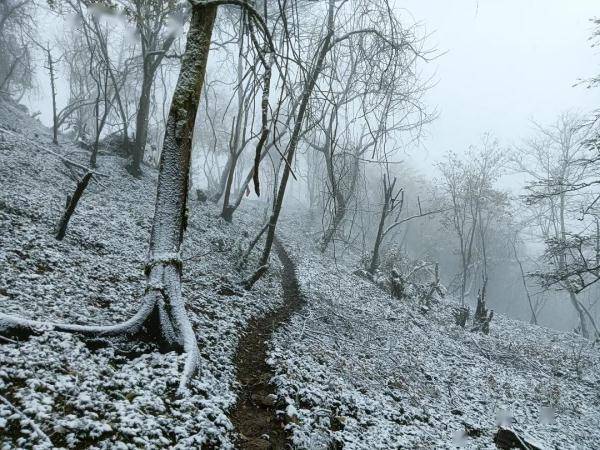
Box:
230 238 304 450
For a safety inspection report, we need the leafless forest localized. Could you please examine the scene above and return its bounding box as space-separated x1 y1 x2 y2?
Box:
0 1 599 449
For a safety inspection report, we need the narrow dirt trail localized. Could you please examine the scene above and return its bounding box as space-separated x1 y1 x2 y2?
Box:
230 238 304 449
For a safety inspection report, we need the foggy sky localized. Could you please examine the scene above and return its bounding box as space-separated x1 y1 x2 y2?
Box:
29 0 599 174
398 0 599 174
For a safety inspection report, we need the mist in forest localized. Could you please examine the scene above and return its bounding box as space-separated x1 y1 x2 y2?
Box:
1 1 600 448
21 0 600 333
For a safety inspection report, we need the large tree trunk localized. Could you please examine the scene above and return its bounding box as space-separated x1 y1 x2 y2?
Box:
139 3 217 385
0 5 218 395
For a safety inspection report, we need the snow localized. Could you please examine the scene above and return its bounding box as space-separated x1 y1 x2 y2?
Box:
1 98 599 449
269 214 600 449
0 99 284 449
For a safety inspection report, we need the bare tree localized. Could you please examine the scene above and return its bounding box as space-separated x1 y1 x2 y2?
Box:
369 174 403 274
305 19 431 253
30 34 102 145
63 0 134 155
511 234 541 325
257 0 431 269
30 40 61 144
127 0 185 176
87 45 114 167
220 9 257 221
368 173 446 275
438 135 507 305
516 114 598 338
0 0 35 99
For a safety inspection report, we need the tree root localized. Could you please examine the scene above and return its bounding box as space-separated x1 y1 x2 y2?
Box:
0 285 201 397
0 293 156 339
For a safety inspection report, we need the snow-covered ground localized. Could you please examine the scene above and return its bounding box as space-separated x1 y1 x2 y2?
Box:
0 100 284 449
271 216 600 449
1 99 599 450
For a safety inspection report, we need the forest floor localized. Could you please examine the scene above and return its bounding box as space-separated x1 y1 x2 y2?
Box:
0 98 599 450
229 238 305 449
267 219 600 449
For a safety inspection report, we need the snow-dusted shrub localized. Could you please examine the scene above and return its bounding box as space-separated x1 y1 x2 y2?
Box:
360 246 446 306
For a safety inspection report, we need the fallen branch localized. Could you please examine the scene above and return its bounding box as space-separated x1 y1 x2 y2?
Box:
0 126 109 178
0 334 17 344
493 427 543 450
0 394 54 446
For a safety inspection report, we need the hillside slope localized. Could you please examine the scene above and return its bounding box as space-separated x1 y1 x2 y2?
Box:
0 100 284 449
0 100 599 450
269 218 600 449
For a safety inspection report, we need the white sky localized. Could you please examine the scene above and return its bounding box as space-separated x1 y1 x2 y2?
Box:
397 0 599 173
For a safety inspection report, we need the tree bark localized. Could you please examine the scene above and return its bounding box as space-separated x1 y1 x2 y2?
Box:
56 171 93 240
142 4 217 381
131 73 153 177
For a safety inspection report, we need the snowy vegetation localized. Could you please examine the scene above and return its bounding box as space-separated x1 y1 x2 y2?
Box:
0 1 599 449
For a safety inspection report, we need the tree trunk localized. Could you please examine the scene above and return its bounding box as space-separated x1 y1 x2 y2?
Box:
131 73 153 177
142 2 217 370
512 241 538 325
47 48 58 145
56 171 93 240
369 194 388 274
90 14 130 159
568 290 590 339
90 136 99 168
220 14 246 221
221 106 242 221
210 157 231 203
90 91 101 169
320 145 346 252
221 152 238 222
230 146 270 212
0 5 218 396
259 0 336 267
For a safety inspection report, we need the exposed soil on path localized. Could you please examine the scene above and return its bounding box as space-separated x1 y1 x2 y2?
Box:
229 239 304 450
